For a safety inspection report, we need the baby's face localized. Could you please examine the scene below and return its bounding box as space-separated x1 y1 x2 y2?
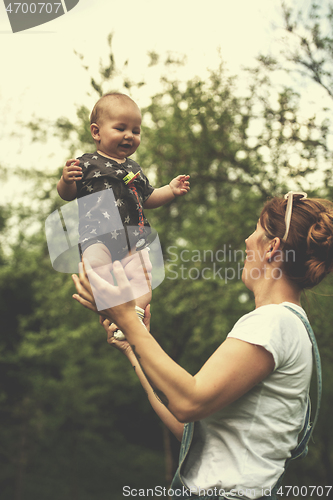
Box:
92 98 141 161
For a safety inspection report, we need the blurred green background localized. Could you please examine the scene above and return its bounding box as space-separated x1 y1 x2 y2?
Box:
1 3 333 499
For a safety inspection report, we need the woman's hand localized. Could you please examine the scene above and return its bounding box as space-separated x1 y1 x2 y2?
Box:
72 259 137 326
101 317 132 354
101 304 151 354
72 260 98 312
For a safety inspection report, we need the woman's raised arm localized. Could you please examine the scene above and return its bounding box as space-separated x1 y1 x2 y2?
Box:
72 260 274 423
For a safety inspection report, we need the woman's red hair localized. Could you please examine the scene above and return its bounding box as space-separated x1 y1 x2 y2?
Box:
260 195 333 289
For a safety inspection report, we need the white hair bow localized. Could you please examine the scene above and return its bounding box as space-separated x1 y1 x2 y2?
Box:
282 191 307 242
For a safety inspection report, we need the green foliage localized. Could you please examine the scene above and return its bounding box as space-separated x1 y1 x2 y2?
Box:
280 0 333 99
55 105 95 157
0 230 166 499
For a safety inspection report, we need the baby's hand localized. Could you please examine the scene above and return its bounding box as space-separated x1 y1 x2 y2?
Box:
62 159 82 184
169 175 190 197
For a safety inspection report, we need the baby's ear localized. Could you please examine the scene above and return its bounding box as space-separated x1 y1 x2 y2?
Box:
90 123 100 141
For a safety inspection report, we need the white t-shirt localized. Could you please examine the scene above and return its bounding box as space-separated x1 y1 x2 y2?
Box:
182 302 313 499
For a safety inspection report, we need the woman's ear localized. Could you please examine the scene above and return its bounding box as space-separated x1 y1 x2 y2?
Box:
267 237 281 262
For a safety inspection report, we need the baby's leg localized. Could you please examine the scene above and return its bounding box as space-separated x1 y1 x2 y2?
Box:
83 244 151 339
122 249 152 311
82 243 114 285
113 250 152 341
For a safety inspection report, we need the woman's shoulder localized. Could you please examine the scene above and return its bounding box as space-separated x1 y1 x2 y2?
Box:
237 302 307 325
229 303 311 369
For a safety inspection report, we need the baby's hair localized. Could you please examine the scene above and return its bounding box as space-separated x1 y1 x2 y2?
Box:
90 92 138 125
260 195 333 289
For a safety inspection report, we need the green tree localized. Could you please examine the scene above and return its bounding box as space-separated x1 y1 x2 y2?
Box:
280 0 333 100
0 215 166 500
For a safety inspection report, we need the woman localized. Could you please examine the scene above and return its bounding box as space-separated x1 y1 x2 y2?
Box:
72 192 332 500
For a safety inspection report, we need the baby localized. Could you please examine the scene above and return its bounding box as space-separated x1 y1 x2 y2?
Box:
57 92 190 333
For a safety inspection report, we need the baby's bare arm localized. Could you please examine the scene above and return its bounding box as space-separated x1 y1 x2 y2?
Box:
143 175 190 209
57 159 82 201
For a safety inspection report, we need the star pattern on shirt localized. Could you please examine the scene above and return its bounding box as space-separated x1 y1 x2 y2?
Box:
77 155 153 258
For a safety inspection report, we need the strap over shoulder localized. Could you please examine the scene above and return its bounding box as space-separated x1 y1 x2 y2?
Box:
282 305 322 462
